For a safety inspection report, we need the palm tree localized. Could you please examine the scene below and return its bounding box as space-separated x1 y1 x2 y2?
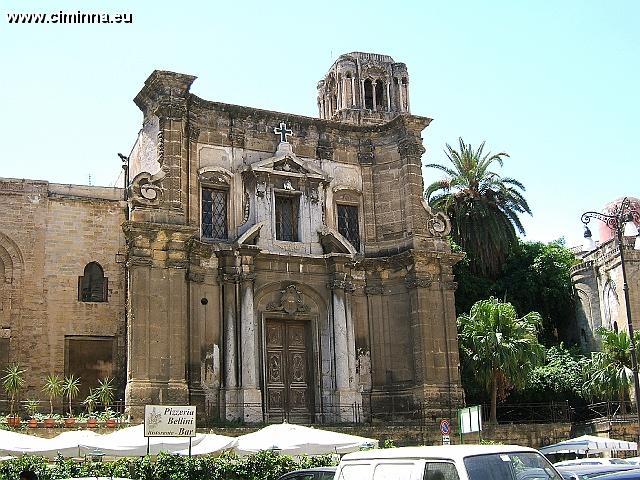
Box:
586 327 640 414
42 373 63 416
425 138 531 278
62 374 81 416
457 297 545 424
2 363 25 417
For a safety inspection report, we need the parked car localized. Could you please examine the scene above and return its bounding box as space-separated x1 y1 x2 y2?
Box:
277 467 336 480
590 470 640 480
555 459 631 468
335 444 563 480
556 464 640 480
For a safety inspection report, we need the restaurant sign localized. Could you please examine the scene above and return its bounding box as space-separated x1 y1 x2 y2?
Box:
144 405 196 437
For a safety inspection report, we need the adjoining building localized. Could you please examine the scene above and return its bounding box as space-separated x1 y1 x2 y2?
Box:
0 52 463 424
570 197 640 352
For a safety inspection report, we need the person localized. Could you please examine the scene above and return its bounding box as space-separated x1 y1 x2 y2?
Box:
19 470 37 480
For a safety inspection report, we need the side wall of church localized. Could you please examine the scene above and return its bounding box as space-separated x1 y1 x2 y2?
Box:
0 179 126 407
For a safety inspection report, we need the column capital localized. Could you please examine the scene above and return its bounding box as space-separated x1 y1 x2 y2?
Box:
404 272 433 290
239 272 256 283
219 272 240 284
328 273 355 292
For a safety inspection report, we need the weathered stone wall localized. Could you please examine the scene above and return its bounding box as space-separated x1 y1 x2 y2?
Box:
571 237 640 352
0 178 127 407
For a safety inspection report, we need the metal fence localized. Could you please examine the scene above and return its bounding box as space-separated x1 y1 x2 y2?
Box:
0 397 628 426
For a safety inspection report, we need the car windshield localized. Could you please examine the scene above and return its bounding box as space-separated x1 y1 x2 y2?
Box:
464 451 563 480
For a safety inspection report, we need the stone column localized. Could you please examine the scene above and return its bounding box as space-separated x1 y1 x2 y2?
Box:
372 81 377 112
405 79 410 112
238 261 262 422
386 82 391 111
123 222 196 421
405 263 463 410
398 78 404 112
220 269 239 420
351 77 355 106
360 80 365 109
329 270 361 421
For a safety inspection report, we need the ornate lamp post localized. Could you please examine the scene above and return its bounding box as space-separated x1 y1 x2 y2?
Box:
581 197 640 445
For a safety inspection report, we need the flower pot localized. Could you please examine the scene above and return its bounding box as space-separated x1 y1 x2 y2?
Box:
27 418 38 428
44 417 56 428
105 418 117 428
64 417 76 427
86 417 97 428
6 415 21 427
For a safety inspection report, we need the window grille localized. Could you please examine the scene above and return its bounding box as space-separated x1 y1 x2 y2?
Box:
275 195 299 241
202 188 228 239
78 262 108 302
337 204 360 250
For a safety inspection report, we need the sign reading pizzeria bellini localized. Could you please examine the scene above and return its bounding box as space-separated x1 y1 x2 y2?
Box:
144 405 196 437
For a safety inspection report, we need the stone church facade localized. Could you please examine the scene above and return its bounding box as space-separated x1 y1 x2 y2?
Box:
0 52 463 424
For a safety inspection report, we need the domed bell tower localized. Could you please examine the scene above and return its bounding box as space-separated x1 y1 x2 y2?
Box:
317 52 410 125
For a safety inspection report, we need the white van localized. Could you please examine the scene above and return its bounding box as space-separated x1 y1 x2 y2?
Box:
335 444 563 480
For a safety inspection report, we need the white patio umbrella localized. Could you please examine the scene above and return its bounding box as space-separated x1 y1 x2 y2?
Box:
539 435 638 455
0 429 50 455
231 422 378 456
32 429 101 459
78 424 206 456
174 432 236 455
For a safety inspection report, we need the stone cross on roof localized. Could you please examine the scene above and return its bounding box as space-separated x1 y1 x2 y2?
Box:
274 122 293 143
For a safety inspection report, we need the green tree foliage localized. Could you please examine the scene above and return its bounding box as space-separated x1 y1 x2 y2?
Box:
454 238 577 343
584 327 640 413
425 138 531 278
0 451 336 480
458 297 545 424
512 344 590 405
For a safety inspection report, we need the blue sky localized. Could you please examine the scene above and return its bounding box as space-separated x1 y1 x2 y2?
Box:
1 0 638 247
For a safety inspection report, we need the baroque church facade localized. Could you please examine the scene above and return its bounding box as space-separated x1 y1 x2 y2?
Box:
0 52 463 423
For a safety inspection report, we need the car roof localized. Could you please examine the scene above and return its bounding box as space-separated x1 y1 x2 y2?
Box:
556 465 638 474
341 445 540 462
588 469 640 480
283 467 337 473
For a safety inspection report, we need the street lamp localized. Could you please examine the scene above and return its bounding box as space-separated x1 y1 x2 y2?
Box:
581 197 640 445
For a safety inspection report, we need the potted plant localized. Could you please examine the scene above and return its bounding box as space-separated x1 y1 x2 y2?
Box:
82 389 98 428
61 374 80 426
24 399 40 428
42 373 63 427
2 363 25 427
96 377 116 426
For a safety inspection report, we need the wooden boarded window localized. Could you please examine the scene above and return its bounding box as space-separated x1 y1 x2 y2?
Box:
65 336 114 400
78 262 107 302
275 195 299 242
337 204 360 250
202 187 228 239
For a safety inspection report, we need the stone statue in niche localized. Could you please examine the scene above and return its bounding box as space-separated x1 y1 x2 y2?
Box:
283 179 294 191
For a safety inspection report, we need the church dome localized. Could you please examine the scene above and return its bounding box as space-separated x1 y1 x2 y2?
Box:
598 196 640 242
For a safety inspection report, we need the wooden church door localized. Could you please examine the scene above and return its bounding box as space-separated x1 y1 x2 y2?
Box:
265 319 313 422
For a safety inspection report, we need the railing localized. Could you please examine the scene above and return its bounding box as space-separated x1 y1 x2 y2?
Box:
0 397 619 426
573 400 638 423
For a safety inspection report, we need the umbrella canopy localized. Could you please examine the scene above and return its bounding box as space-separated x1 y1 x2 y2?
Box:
231 422 378 456
78 424 207 456
540 435 638 455
174 433 236 456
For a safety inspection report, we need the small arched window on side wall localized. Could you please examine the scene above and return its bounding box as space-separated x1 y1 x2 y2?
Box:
78 262 108 302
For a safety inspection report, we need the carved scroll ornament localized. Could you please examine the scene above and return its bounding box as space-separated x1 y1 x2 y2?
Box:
130 170 166 207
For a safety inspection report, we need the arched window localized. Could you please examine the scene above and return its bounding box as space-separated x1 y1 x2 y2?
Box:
78 262 107 302
364 79 374 110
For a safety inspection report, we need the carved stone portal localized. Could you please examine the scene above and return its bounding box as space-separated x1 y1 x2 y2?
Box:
266 284 310 315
